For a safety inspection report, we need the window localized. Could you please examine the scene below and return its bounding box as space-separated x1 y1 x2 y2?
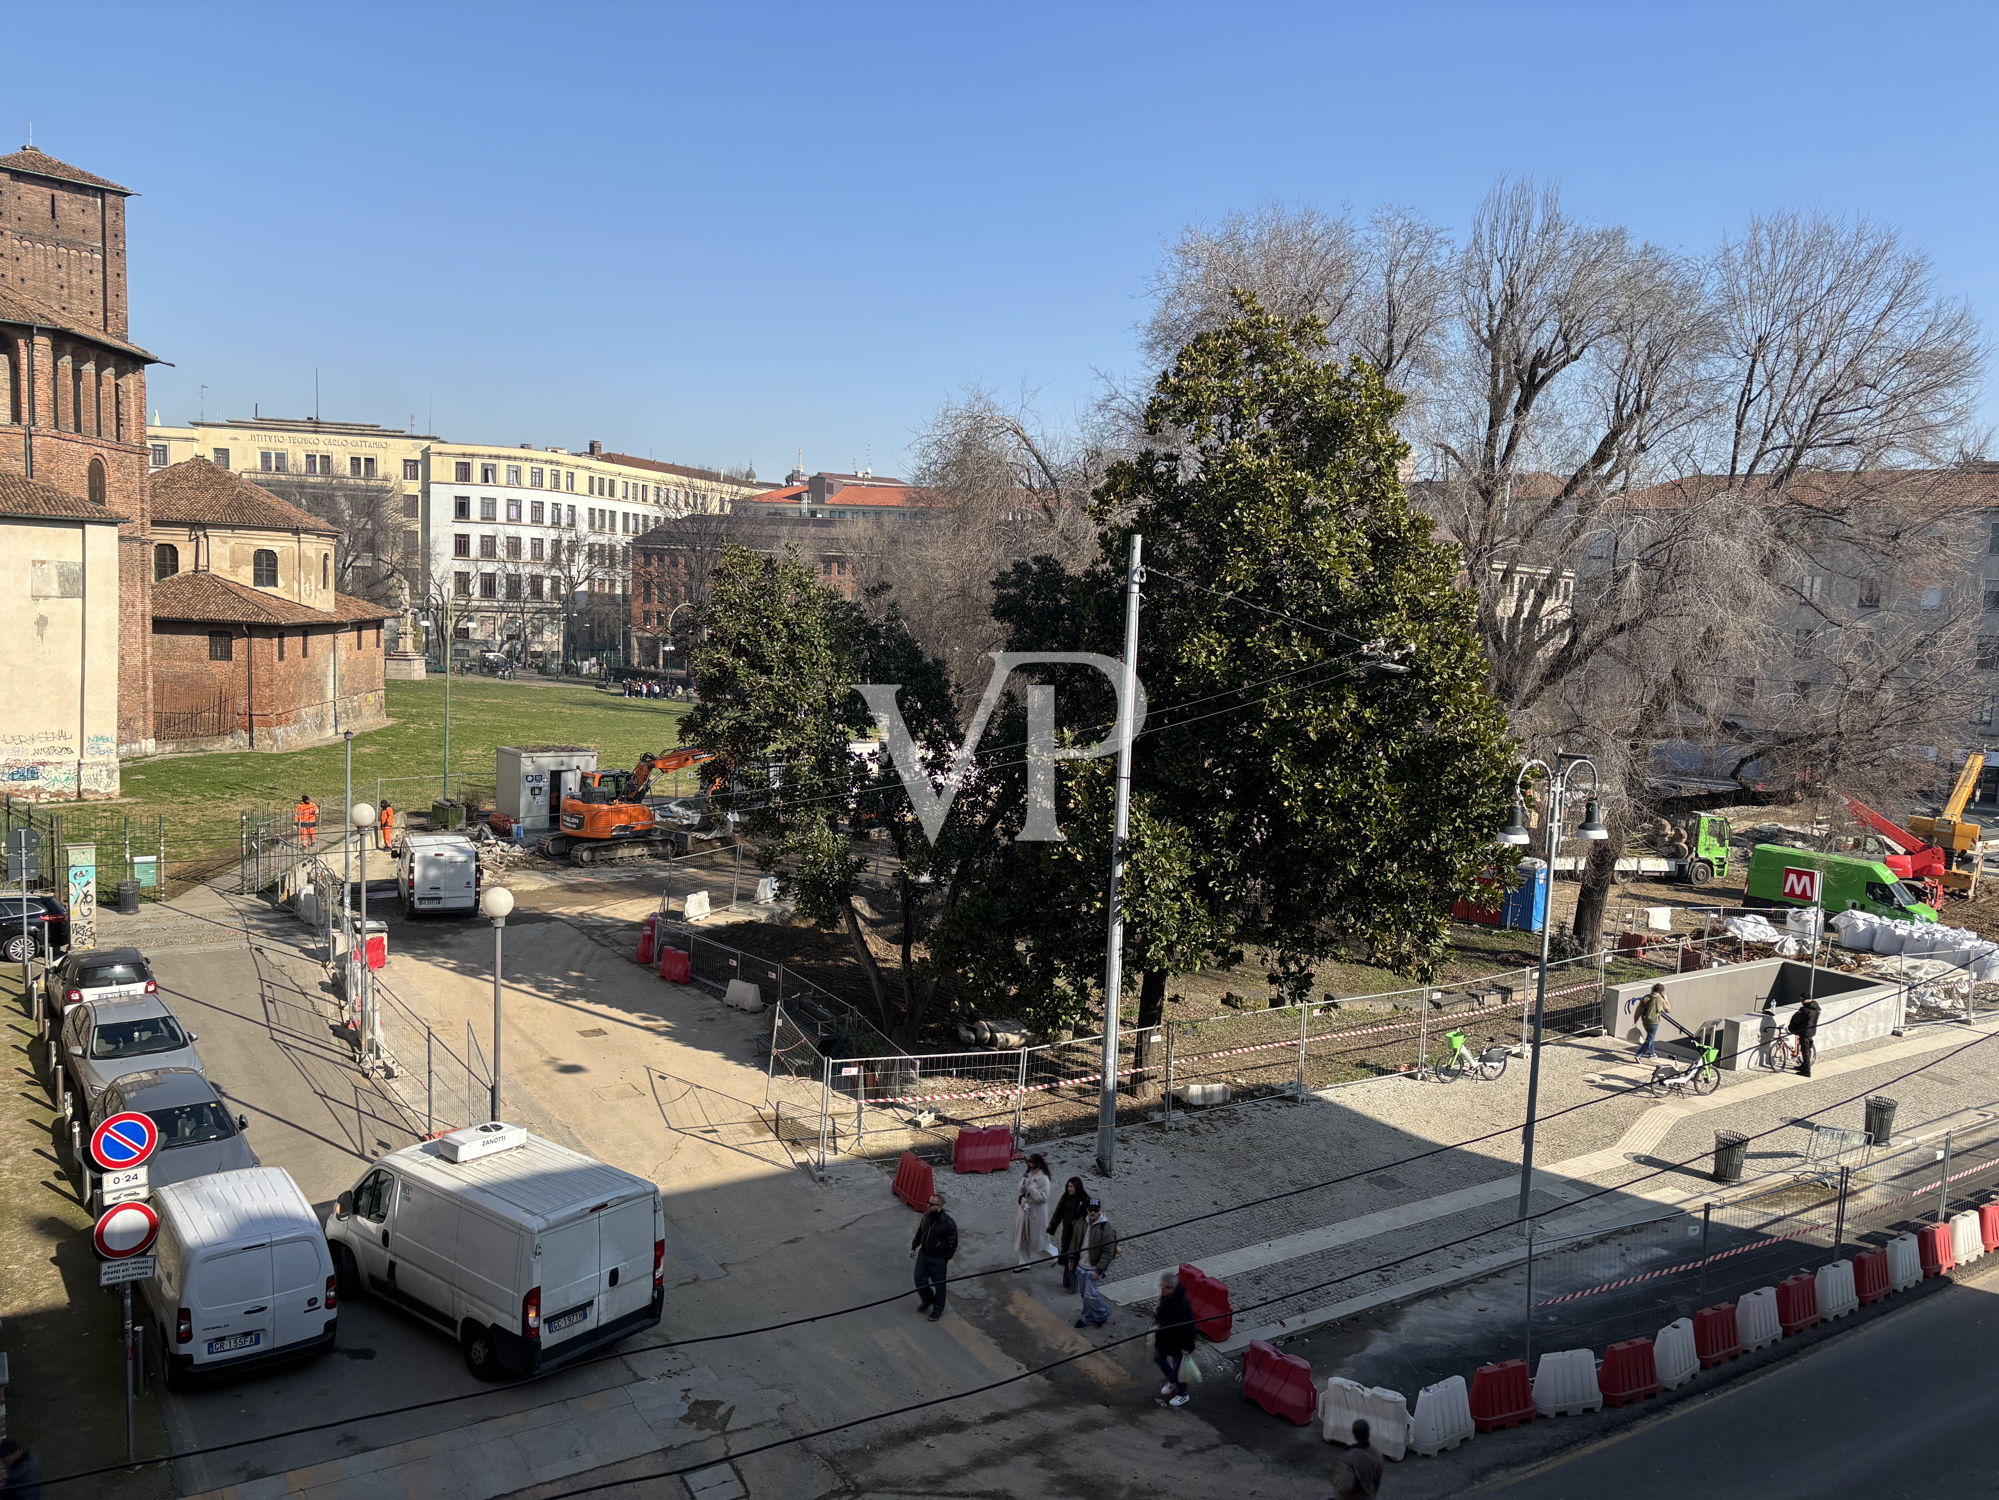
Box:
530 500 545 524
1988 521 1999 556
530 537 544 561
350 456 377 479
453 534 471 558
322 553 330 590
301 629 309 656
478 572 497 599
566 504 575 525
305 452 332 475
479 535 497 558
354 621 364 648
453 496 471 519
153 543 179 581
454 461 473 482
259 450 289 473
208 632 233 662
1734 675 1756 700
252 549 279 588
480 463 498 484
277 632 286 661
149 443 168 467
1919 586 1944 610
1859 578 1883 610
505 498 522 522
565 471 574 492
479 497 497 521
1985 587 1999 615
528 575 544 601
403 459 422 480
87 458 106 507
504 535 521 560
531 467 544 488
504 575 522 600
506 464 522 486
1978 701 1996 729
1980 636 1999 671
1801 574 1828 603
454 571 471 597
211 447 231 469
1792 628 1815 659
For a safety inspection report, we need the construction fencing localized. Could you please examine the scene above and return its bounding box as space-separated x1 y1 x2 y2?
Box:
1 793 169 903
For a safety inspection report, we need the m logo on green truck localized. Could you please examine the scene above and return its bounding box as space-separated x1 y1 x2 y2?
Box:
1747 845 1938 923
1779 866 1821 902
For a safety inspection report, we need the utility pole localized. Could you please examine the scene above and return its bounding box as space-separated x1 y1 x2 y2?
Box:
1096 533 1144 1178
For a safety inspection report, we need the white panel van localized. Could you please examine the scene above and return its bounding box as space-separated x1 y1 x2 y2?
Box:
397 831 481 917
324 1123 665 1379
143 1167 337 1387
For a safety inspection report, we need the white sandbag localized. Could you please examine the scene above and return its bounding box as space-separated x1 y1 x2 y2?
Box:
1871 921 1907 956
1974 949 1999 984
1835 911 1876 951
1724 915 1784 945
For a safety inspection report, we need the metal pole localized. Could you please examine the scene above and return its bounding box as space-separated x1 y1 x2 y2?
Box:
123 1280 136 1461
1517 773 1565 1222
1522 1220 1535 1365
1695 1202 1713 1310
1418 993 1430 1078
1162 1020 1177 1125
425 1028 435 1137
1013 1046 1029 1137
819 1055 834 1170
1830 1166 1850 1263
1296 1000 1309 1098
1096 532 1143 1178
1937 1131 1952 1222
358 820 374 1069
240 809 249 891
490 916 506 1122
443 599 454 801
343 731 354 983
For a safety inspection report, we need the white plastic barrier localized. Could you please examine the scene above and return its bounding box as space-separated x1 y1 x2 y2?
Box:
1530 1349 1602 1417
681 889 712 921
1409 1375 1474 1457
1951 1209 1985 1267
1887 1231 1923 1290
1654 1317 1699 1390
1319 1377 1411 1460
1736 1287 1781 1352
723 979 764 1012
1815 1259 1859 1321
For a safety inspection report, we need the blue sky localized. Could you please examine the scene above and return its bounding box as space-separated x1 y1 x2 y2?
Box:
12 1 1998 477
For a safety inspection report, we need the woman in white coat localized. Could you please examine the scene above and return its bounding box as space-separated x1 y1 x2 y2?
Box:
1013 1153 1053 1269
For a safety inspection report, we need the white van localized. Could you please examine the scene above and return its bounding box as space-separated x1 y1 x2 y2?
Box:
143 1167 337 1387
397 831 480 916
324 1122 665 1380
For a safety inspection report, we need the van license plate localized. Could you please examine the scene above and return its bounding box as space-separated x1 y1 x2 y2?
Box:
207 1332 260 1354
546 1307 590 1333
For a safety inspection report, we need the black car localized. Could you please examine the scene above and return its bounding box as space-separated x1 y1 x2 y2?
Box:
0 893 69 963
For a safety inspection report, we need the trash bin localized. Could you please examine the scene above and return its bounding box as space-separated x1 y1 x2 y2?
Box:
1865 1095 1898 1146
115 878 140 915
1713 1129 1749 1184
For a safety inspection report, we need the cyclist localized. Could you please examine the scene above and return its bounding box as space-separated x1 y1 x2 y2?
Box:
1634 983 1669 1060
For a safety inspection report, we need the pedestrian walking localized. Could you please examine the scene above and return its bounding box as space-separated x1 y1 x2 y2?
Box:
1634 983 1669 1060
377 801 396 853
909 1191 958 1321
1790 996 1821 1077
1329 1418 1384 1498
293 793 319 849
1074 1199 1118 1328
1013 1153 1052 1269
1048 1175 1091 1290
1151 1269 1198 1407
1 1438 45 1500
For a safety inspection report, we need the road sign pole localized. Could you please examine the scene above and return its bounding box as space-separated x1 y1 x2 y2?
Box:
123 1280 136 1461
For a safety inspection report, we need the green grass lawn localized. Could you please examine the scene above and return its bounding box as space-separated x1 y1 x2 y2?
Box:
117 678 691 857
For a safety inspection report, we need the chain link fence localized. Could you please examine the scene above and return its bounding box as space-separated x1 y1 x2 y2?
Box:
1 793 170 903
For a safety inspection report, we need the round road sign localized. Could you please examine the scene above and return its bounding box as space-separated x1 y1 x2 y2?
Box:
90 1112 159 1173
93 1199 159 1259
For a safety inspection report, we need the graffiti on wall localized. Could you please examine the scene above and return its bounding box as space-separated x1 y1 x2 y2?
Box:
66 844 97 949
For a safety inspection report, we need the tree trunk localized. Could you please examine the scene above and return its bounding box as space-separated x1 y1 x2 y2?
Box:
1570 834 1621 949
841 900 894 1036
1127 969 1169 1094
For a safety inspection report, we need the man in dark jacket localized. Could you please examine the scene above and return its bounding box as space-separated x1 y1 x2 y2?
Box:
1 1438 44 1500
1152 1270 1198 1406
1790 997 1821 1078
1330 1417 1383 1497
909 1192 959 1321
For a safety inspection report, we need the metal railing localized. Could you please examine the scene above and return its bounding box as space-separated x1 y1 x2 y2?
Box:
1 794 170 904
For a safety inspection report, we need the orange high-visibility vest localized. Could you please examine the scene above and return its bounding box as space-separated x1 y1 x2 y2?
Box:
295 800 318 830
379 807 395 840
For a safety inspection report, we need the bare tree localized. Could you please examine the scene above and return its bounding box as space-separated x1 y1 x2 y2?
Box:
255 472 412 607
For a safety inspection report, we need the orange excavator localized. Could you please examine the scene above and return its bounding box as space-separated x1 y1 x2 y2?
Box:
538 748 718 864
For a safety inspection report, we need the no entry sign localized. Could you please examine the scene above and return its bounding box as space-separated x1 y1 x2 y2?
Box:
90 1112 159 1173
93 1199 160 1260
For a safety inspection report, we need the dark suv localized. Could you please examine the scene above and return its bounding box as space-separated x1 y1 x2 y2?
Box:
0 893 68 963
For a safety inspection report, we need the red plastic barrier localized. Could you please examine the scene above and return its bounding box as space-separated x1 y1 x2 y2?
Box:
1917 1221 1955 1278
1469 1359 1534 1432
891 1151 934 1211
1178 1263 1234 1342
656 946 692 984
1980 1202 1999 1254
636 914 659 966
1852 1247 1892 1306
1694 1304 1741 1368
364 931 387 970
952 1125 1015 1174
1777 1274 1821 1336
1241 1339 1316 1425
1598 1337 1659 1407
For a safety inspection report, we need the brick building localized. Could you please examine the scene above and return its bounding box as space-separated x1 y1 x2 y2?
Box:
0 145 164 794
147 459 392 749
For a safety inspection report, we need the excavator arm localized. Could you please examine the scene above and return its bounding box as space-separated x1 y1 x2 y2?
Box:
625 747 714 802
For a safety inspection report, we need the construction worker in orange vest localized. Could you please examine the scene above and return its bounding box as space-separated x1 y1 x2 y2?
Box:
294 794 319 849
377 801 395 852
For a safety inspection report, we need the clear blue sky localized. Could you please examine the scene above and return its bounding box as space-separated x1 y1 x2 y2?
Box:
13 1 1998 477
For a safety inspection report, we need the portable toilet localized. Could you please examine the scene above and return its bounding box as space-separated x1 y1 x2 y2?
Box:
496 745 598 834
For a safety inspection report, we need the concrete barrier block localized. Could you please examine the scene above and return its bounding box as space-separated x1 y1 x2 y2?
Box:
1176 1082 1231 1107
1815 1259 1858 1321
1950 1209 1984 1267
682 890 711 922
753 876 778 903
1320 1377 1410 1459
1530 1349 1602 1417
1886 1231 1923 1290
1653 1318 1699 1390
1735 1287 1781 1352
1409 1375 1474 1456
723 978 764 1012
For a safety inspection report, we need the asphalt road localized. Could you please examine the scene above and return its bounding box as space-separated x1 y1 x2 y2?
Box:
1488 1273 1999 1499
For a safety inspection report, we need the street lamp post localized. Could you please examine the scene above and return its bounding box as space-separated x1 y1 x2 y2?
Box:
350 802 379 1068
481 886 514 1122
1497 753 1608 1224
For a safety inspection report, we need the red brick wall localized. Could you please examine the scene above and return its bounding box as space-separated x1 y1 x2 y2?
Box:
152 617 388 751
0 169 128 339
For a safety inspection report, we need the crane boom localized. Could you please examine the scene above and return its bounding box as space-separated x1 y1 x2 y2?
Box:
1942 752 1986 821
1841 795 1926 856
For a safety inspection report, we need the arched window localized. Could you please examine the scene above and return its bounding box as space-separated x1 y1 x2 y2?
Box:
321 553 330 590
153 542 179 581
253 549 279 588
69 357 85 433
87 458 107 507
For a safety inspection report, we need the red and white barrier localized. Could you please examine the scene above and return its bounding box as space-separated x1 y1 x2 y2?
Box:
1654 1317 1699 1390
1735 1287 1781 1352
1776 1274 1821 1336
1320 1377 1411 1458
1886 1231 1923 1291
1598 1338 1658 1407
1981 1202 1999 1254
1949 1210 1984 1268
1468 1359 1535 1433
890 1151 934 1212
1530 1349 1602 1417
950 1125 1015 1174
1410 1376 1475 1455
1853 1247 1893 1305
1178 1262 1234 1342
1241 1340 1316 1426
1694 1304 1742 1368
1816 1259 1859 1320
1915 1223 1954 1279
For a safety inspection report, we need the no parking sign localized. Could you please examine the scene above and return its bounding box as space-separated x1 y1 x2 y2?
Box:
90 1112 159 1173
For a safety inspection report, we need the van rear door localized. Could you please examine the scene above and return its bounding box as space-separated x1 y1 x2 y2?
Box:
597 1194 658 1326
415 846 477 910
187 1243 275 1366
537 1219 601 1352
270 1236 331 1349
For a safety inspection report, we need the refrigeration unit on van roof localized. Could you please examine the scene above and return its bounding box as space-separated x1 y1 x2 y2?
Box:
435 1121 529 1162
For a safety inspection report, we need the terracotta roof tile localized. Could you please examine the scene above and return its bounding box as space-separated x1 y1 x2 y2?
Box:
593 453 760 487
0 470 129 524
0 146 131 194
0 283 160 362
150 571 393 626
150 458 338 535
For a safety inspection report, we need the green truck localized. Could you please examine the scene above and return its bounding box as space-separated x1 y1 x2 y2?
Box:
1745 845 1939 923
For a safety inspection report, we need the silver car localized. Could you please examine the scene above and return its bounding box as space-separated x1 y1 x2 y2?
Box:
73 1068 256 1200
53 995 204 1124
41 946 156 1028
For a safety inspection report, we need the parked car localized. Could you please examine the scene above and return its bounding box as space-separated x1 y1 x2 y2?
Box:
0 892 68 963
40 946 155 1029
144 1167 337 1388
324 1122 664 1380
52 994 203 1123
72 1068 256 1204
396 831 480 917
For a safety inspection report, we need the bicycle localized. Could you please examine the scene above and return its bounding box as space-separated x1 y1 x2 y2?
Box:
1760 1029 1800 1072
1649 1036 1721 1096
1432 1027 1510 1082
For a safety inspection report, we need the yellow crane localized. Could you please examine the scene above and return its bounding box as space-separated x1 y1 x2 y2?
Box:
1907 751 1986 897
